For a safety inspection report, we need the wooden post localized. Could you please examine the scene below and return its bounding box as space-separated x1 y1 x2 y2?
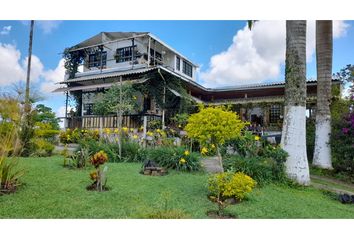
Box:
143 115 147 148
162 86 166 129
64 91 69 130
147 37 151 67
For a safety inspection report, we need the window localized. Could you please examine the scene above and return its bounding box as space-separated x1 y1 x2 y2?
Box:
269 105 281 123
88 51 107 68
182 60 193 77
176 56 180 71
83 103 94 116
149 48 163 65
116 46 136 63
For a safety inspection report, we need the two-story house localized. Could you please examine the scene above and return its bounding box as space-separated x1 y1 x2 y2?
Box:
55 31 340 131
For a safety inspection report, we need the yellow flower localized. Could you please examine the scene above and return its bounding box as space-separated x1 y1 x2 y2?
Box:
184 150 190 156
133 135 139 139
114 129 119 134
130 128 134 132
147 131 154 137
122 127 128 132
104 128 111 134
211 144 216 149
201 147 208 155
254 135 260 141
179 158 186 164
156 129 161 133
139 126 144 131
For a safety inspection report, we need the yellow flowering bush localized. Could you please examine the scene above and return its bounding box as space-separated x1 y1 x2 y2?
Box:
208 172 256 201
185 105 247 157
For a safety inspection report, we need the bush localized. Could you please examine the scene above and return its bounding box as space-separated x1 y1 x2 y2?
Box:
59 128 99 144
31 138 55 157
223 145 288 185
331 110 354 177
146 146 201 171
78 139 146 163
208 172 256 201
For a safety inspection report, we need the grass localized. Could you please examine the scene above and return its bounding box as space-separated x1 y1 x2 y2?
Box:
0 156 354 218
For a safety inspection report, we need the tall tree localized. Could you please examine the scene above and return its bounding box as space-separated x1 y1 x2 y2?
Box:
20 20 35 156
313 20 333 169
281 20 310 185
25 20 34 114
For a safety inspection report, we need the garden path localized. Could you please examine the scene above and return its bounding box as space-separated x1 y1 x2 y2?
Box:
311 174 354 195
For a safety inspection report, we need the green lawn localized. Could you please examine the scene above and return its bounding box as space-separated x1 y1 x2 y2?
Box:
0 156 354 218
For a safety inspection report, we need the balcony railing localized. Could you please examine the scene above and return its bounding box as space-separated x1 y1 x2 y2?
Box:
64 114 162 130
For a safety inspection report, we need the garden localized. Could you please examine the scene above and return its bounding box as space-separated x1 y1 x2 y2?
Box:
1 94 354 218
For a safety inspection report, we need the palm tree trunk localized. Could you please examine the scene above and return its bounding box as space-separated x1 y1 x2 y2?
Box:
313 20 333 169
25 20 34 114
281 20 310 185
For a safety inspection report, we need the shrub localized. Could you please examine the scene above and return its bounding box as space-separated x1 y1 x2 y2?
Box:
88 150 109 191
221 131 260 158
331 110 354 177
146 146 201 171
208 172 256 201
31 138 55 157
185 106 248 155
78 139 146 163
59 128 99 144
0 127 24 194
223 144 288 185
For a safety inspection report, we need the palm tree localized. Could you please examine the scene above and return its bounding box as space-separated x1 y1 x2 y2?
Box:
313 20 333 169
25 20 34 113
280 20 311 185
21 20 35 157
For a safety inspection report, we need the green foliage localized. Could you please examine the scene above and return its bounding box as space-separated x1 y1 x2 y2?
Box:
78 139 146 163
63 47 86 79
33 104 60 130
67 148 91 169
146 146 201 171
0 123 24 194
208 172 256 201
59 128 99 144
330 98 354 178
0 157 24 195
170 113 189 128
221 131 260 157
185 105 247 149
222 134 288 185
31 138 55 157
93 83 139 115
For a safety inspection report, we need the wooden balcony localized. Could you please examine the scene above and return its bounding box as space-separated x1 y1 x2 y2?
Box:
65 114 162 130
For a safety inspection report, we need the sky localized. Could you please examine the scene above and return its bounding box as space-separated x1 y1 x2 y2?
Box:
0 20 353 120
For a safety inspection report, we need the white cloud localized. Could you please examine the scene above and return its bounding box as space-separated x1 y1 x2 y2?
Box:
0 25 12 35
200 20 350 88
37 21 62 34
0 43 26 85
21 20 62 34
333 20 350 38
0 43 65 94
41 59 66 93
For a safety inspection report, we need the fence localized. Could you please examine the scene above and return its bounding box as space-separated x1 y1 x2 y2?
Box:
64 114 162 130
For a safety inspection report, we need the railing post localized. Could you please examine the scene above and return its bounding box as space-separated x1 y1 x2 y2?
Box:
99 116 103 136
143 115 147 148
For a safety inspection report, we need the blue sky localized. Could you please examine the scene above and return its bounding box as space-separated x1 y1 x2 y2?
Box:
0 20 353 119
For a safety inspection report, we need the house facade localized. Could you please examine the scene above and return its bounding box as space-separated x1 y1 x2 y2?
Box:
55 32 340 131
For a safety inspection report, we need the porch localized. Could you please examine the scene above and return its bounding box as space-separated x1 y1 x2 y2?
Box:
63 113 162 130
